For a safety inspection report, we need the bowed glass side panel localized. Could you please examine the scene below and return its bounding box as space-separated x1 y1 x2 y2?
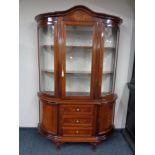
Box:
101 27 118 96
38 25 55 96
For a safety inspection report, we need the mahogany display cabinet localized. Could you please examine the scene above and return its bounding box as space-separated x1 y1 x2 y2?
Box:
35 5 122 149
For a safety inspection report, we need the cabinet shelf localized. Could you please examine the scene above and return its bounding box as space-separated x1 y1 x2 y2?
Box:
40 45 54 48
67 46 116 50
105 47 116 50
40 44 115 50
66 45 92 48
41 91 111 96
41 69 113 74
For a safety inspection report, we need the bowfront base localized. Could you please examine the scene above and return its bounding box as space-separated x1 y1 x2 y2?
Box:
38 123 113 149
38 93 116 149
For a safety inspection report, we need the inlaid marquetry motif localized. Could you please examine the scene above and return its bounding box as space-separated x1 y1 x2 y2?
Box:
63 10 93 21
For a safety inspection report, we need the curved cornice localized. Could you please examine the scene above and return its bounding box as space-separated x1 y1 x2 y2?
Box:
35 5 122 24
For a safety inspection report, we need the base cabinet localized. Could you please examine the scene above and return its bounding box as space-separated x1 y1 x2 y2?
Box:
38 94 116 149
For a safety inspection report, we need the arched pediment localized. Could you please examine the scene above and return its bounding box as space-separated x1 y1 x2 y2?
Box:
35 5 122 24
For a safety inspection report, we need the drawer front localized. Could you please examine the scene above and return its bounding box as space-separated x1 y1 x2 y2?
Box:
61 105 94 115
62 115 93 127
62 127 92 136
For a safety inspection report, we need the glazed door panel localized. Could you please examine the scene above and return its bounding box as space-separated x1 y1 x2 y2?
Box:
61 22 98 99
38 23 58 96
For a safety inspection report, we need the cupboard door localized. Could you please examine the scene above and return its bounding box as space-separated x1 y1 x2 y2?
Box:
61 22 98 98
100 27 119 96
98 102 114 134
40 100 58 134
38 23 58 96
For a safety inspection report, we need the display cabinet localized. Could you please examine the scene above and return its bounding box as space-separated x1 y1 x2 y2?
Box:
35 5 122 149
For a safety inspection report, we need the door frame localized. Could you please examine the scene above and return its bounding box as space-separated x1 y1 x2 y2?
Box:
59 20 99 100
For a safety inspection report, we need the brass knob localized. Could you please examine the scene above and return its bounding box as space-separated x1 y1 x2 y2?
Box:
75 130 79 134
76 108 80 112
75 120 80 123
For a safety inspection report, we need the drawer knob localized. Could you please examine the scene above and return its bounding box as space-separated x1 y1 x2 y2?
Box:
75 120 80 123
75 130 79 134
76 108 80 112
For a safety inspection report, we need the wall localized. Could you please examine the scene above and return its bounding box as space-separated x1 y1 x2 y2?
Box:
19 0 135 128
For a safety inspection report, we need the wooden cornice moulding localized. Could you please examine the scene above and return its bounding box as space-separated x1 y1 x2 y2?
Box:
35 5 122 25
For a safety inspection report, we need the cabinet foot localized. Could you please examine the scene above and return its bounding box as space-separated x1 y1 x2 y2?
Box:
53 141 62 150
90 142 97 150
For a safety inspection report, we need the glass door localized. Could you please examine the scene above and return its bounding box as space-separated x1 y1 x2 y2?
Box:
62 23 96 98
101 27 118 96
38 24 56 96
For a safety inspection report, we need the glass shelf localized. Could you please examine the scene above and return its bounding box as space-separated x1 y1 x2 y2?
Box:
40 44 116 51
66 26 92 32
41 69 113 74
105 47 116 50
66 92 90 96
66 45 92 48
40 45 54 48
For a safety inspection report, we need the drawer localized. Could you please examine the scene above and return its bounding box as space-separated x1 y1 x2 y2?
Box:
62 127 92 136
61 105 94 115
62 115 93 127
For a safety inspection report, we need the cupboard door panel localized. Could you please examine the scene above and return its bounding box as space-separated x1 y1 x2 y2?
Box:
65 26 93 96
98 102 114 134
40 101 58 134
61 22 98 98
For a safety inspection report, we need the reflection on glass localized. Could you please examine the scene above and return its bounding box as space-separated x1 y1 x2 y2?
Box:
103 48 115 72
102 27 117 95
40 72 54 95
66 47 92 72
101 74 113 95
104 27 117 48
66 26 92 46
39 25 54 45
65 26 93 96
39 25 55 95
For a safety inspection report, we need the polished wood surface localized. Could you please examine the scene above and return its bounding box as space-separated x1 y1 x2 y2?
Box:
35 5 122 149
98 102 114 135
40 100 58 135
62 127 93 136
60 104 94 114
